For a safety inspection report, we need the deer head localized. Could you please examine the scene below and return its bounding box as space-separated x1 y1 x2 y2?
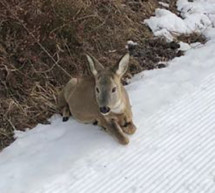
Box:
86 53 129 115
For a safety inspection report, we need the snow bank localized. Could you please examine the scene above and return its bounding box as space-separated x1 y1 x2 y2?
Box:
144 0 215 41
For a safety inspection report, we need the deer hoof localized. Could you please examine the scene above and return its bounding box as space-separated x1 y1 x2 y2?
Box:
62 117 69 122
122 124 137 135
119 136 129 145
93 120 98 125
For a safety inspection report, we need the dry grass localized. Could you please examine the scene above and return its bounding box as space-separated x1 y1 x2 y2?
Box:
177 33 206 44
158 0 179 15
0 0 207 151
0 0 159 150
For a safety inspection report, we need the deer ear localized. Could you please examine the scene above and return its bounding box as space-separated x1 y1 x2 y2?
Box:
115 53 130 76
86 54 104 76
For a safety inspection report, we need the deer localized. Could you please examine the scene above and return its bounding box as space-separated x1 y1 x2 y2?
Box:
58 53 137 145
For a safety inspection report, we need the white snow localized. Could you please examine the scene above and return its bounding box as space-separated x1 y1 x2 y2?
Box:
179 41 191 51
127 40 138 46
144 0 215 41
158 2 169 8
1 1 215 193
126 40 138 49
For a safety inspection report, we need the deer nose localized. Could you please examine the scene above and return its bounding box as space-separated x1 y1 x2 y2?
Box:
100 106 110 114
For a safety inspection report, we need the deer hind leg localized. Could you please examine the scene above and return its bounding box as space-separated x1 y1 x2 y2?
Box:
58 78 78 122
62 105 71 122
57 89 70 121
58 89 67 109
101 119 129 145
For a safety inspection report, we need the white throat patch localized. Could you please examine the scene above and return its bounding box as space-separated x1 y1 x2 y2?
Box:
111 100 125 114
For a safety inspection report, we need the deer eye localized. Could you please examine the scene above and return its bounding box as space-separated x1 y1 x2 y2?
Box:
112 87 116 93
96 87 100 93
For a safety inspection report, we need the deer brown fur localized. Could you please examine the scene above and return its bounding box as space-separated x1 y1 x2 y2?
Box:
58 53 136 144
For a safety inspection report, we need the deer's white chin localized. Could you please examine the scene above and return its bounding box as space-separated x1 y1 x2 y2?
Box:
101 112 110 116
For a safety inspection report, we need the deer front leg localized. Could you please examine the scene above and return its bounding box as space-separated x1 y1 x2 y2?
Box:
122 121 137 135
102 119 129 145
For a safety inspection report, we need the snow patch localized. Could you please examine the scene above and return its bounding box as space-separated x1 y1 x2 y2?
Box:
144 0 215 40
127 40 138 46
179 41 191 51
158 2 169 8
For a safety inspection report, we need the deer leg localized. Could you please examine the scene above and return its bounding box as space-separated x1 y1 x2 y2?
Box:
122 121 137 135
58 89 70 122
102 119 129 145
62 105 71 122
58 89 67 109
93 120 98 125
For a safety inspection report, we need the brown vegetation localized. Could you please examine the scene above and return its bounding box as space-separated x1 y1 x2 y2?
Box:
0 0 206 150
0 0 160 150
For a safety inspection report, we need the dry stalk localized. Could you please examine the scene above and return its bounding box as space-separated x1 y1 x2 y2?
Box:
1 0 72 78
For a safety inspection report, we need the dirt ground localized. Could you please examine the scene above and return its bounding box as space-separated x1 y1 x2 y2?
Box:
0 0 205 150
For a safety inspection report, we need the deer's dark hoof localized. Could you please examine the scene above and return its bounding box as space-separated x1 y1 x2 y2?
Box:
93 120 98 125
119 136 129 145
62 117 69 122
122 123 137 135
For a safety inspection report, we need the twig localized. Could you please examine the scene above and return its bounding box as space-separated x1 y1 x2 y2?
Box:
7 119 16 131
